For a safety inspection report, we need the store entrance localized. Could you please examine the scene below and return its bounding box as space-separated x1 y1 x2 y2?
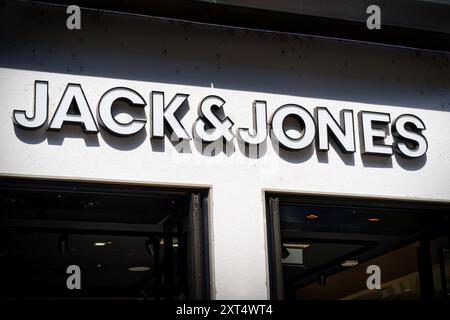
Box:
0 178 209 300
266 194 450 300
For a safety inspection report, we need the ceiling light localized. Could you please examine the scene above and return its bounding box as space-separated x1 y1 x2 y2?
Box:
341 260 359 267
94 241 112 247
306 213 319 219
94 242 106 247
368 217 382 222
128 266 151 272
159 238 179 247
284 243 310 249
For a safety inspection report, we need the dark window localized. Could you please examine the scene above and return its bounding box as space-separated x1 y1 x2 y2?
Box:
0 178 209 300
266 194 450 300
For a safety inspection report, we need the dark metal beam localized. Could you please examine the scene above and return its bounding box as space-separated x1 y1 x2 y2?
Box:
20 0 450 52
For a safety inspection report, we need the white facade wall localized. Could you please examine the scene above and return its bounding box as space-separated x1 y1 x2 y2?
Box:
0 3 449 299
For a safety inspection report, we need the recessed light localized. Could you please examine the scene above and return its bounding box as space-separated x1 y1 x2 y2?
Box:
94 242 106 247
341 260 359 267
306 214 319 219
159 238 179 247
128 266 151 272
368 217 382 222
94 241 112 247
284 243 310 249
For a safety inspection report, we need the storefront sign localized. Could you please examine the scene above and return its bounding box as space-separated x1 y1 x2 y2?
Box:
13 81 427 159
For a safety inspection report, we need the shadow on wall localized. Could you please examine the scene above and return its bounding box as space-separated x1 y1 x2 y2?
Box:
0 1 449 112
316 138 356 166
14 124 100 147
395 153 427 171
13 119 428 170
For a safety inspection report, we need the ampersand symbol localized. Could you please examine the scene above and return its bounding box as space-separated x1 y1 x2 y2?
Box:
194 95 234 142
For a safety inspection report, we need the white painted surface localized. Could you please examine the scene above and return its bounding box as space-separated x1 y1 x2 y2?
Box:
0 2 449 299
